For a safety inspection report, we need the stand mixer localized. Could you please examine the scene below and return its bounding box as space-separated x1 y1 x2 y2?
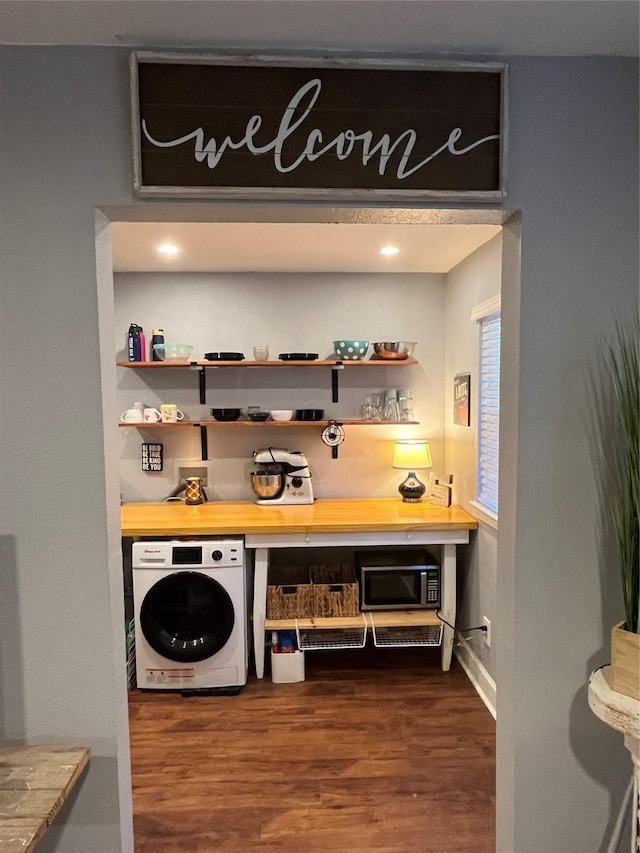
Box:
250 447 314 505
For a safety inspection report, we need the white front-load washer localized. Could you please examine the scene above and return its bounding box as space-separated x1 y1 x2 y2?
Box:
132 539 248 691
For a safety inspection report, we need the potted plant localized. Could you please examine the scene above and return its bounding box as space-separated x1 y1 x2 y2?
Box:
591 316 639 699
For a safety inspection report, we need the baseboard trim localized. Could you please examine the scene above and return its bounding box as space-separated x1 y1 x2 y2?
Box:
454 639 497 719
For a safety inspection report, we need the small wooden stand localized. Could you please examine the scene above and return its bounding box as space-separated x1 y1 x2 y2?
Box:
588 666 640 852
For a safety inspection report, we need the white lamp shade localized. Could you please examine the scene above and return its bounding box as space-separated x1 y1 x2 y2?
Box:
392 440 432 470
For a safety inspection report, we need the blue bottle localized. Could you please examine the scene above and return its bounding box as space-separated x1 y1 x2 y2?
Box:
127 324 142 362
151 329 165 361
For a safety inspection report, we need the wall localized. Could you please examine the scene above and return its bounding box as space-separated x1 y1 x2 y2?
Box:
0 47 638 853
500 58 638 853
114 271 445 502
445 234 502 692
0 48 135 853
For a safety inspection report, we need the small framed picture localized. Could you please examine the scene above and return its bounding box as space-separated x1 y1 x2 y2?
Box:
142 443 163 472
453 374 471 426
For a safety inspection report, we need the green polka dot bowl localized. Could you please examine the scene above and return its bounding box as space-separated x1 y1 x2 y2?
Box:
333 340 369 360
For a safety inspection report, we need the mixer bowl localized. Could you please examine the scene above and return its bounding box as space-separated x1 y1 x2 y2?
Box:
250 472 283 499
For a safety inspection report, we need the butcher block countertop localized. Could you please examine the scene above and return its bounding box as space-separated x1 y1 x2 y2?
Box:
0 745 90 852
121 498 478 537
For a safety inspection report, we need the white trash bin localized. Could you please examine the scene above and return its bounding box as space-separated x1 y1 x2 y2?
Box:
270 649 305 683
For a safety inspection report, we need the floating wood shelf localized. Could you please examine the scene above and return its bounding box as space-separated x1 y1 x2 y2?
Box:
118 419 418 428
116 356 418 457
117 359 418 368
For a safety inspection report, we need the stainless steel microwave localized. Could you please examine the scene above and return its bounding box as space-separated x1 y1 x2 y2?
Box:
356 549 441 611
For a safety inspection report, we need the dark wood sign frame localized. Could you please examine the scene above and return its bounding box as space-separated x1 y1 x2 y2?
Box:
131 52 508 202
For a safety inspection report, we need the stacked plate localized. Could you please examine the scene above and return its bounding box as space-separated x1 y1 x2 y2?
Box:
279 352 319 361
204 352 245 361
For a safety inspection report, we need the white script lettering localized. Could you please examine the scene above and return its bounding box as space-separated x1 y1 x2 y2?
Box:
141 78 499 181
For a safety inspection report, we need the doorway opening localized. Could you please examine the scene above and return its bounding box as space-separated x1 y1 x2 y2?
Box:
95 203 521 849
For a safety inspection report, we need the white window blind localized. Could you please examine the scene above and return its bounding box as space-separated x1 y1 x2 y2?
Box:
476 310 501 515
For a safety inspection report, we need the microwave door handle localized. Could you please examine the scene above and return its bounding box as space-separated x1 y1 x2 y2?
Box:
420 571 427 604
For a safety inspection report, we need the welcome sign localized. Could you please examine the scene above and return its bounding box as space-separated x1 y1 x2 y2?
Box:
131 53 507 201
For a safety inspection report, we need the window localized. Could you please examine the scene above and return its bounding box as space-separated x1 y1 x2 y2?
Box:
471 297 501 519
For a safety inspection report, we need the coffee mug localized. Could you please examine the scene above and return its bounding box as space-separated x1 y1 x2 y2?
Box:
121 408 143 423
160 404 185 423
143 407 162 423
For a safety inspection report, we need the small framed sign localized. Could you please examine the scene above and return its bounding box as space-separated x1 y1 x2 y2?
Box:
428 472 453 507
142 443 163 472
131 52 507 202
454 374 471 426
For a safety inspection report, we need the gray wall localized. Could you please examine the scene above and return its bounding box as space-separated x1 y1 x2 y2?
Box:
114 271 446 502
446 235 502 683
0 47 638 853
499 58 637 853
0 49 134 851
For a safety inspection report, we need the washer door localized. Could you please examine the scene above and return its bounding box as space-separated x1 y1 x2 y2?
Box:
140 571 235 663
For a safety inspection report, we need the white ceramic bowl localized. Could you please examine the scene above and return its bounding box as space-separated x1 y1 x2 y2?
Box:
270 409 294 421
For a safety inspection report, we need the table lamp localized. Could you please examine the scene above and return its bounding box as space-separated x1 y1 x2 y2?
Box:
392 439 432 503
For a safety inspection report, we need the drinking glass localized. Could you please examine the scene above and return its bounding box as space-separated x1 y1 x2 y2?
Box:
370 393 383 421
361 396 375 420
399 396 415 421
383 395 400 421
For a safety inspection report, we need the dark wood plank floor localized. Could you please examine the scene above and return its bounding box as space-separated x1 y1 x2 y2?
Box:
128 647 495 853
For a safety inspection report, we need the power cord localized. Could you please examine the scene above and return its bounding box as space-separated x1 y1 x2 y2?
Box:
435 610 488 646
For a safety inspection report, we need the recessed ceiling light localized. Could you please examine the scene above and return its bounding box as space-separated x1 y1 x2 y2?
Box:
379 245 400 256
158 243 180 255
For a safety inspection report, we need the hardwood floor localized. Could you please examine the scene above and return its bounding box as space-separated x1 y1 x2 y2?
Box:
128 647 495 852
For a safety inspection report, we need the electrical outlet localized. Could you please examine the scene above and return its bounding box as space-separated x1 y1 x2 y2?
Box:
483 616 491 648
179 466 208 485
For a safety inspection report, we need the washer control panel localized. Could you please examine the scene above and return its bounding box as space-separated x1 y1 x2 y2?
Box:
132 540 243 568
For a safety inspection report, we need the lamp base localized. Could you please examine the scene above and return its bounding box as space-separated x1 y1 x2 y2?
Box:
398 472 426 503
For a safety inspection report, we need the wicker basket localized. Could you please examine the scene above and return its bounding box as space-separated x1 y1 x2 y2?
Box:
311 564 359 618
266 565 314 619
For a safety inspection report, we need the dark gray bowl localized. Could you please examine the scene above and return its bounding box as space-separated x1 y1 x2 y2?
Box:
295 408 325 421
210 408 241 421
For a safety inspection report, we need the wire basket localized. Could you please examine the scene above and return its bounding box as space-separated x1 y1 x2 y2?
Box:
370 622 443 648
296 617 368 651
